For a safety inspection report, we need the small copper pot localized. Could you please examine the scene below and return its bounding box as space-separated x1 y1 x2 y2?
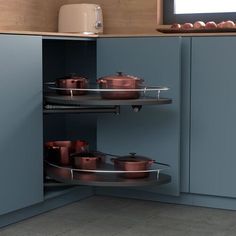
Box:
112 153 154 178
71 152 102 170
97 72 144 99
56 74 88 96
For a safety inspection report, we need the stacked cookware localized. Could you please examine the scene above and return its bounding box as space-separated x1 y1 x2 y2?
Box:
45 140 158 179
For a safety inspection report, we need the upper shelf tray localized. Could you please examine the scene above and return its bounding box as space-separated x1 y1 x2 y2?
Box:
44 94 172 106
44 84 172 106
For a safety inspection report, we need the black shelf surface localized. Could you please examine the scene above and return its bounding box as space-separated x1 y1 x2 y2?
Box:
44 94 172 106
45 163 171 187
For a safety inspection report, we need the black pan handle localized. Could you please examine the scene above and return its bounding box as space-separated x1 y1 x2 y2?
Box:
95 151 121 158
153 161 170 167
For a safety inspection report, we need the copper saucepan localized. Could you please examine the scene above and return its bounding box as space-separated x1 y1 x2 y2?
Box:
71 152 104 170
56 74 88 96
97 72 144 99
111 152 154 179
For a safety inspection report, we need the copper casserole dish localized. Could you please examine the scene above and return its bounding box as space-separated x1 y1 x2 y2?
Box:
97 72 144 99
112 153 154 178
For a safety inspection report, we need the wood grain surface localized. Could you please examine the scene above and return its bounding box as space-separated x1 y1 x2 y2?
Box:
0 0 64 32
64 0 161 33
0 0 162 33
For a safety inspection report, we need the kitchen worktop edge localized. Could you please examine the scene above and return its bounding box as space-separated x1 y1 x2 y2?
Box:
1 29 236 38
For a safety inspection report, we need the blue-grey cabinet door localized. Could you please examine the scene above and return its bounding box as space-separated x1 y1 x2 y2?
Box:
97 37 181 196
0 35 43 215
190 37 236 197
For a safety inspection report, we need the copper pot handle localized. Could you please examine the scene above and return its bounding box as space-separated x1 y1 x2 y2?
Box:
97 79 107 84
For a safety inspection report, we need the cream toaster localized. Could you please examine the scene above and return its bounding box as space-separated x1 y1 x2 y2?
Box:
58 4 103 34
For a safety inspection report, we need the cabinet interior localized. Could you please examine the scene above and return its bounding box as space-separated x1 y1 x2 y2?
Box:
42 37 180 197
43 39 97 195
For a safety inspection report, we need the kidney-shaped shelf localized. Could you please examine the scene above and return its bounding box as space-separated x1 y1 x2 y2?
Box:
44 94 172 106
45 160 171 187
44 85 172 106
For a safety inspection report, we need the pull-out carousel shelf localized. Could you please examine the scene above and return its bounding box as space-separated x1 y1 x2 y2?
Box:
44 86 172 113
44 94 172 106
45 160 171 187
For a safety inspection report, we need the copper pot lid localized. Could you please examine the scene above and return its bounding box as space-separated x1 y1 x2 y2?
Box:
98 72 143 81
114 153 152 163
57 73 88 81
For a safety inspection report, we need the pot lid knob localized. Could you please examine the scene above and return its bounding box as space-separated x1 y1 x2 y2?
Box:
129 152 136 157
117 72 123 76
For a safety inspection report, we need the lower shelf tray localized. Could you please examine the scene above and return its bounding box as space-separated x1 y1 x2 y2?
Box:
45 161 171 187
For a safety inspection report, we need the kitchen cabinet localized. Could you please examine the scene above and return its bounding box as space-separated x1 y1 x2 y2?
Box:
0 34 180 220
0 35 43 215
96 37 181 195
190 37 236 197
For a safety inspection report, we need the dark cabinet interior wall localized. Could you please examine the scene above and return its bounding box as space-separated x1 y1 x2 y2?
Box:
43 39 97 149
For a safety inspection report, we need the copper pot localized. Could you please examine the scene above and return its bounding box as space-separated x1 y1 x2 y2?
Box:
73 140 89 153
56 74 88 95
51 146 71 166
112 153 154 178
45 140 89 166
71 152 102 170
97 72 144 99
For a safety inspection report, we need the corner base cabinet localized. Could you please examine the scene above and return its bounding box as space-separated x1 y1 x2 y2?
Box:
0 35 43 215
0 34 181 218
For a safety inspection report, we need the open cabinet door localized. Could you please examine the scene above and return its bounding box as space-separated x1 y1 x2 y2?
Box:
96 37 181 196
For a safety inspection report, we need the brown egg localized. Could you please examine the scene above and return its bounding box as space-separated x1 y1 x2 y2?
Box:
222 20 235 28
171 23 181 29
193 21 205 29
205 21 217 29
217 21 225 28
181 23 194 29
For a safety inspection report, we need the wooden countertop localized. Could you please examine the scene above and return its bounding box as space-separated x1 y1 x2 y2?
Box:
0 30 98 38
1 29 236 38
